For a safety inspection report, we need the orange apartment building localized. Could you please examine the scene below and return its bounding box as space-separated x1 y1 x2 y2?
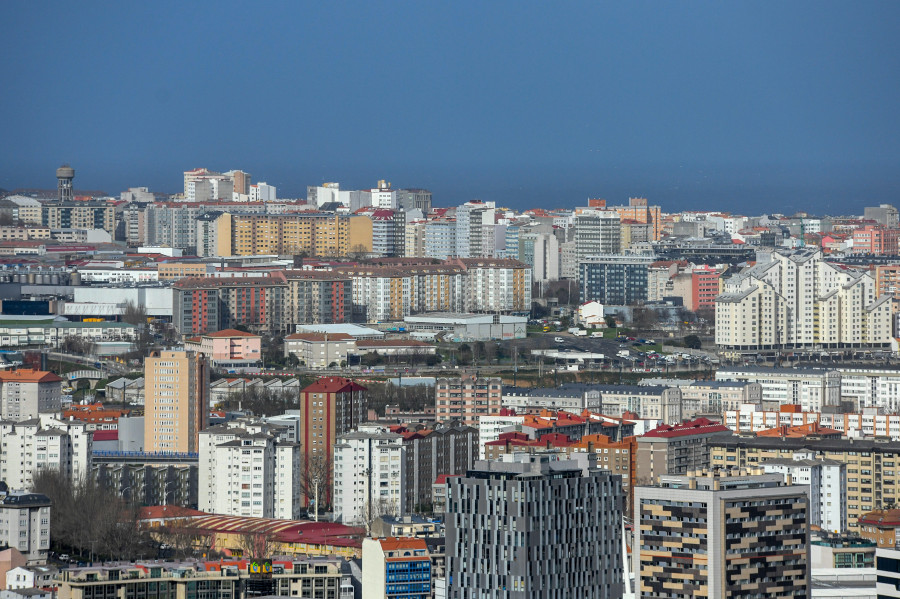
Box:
229 213 373 257
144 350 209 454
298 377 368 504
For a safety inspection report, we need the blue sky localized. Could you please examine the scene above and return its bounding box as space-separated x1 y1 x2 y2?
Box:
2 1 900 214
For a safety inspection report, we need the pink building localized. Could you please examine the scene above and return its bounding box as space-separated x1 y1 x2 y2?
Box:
185 328 261 368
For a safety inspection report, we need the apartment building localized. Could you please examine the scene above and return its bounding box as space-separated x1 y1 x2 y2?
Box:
299 377 367 504
446 453 624 599
40 203 116 237
0 369 63 422
173 276 283 335
715 366 841 411
393 422 478 511
144 350 209 454
634 469 810 599
579 255 653 305
362 537 431 599
283 333 356 368
709 435 900 529
199 420 302 520
573 208 621 271
434 376 502 425
593 384 682 422
725 404 900 437
762 456 847 532
229 213 373 257
0 491 51 565
636 418 732 484
332 428 405 525
56 558 352 599
858 509 900 548
680 380 762 417
477 412 526 458
715 247 892 351
0 416 92 491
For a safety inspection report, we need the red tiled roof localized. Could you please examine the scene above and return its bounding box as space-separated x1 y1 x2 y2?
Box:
204 329 260 338
858 509 900 527
138 505 208 520
0 369 64 384
642 417 730 439
302 376 367 394
92 430 118 442
434 474 459 485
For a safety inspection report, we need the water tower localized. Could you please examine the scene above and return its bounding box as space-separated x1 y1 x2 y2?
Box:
56 164 75 202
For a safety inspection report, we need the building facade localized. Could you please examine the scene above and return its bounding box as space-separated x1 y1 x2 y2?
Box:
144 350 209 454
333 428 405 525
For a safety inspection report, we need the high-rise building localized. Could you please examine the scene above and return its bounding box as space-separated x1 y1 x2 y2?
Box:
199 419 302 520
446 452 624 599
0 416 92 491
762 456 847 532
708 435 900 530
396 188 432 214
579 255 652 305
332 427 405 525
435 375 502 425
362 537 431 599
715 247 892 351
0 369 63 422
298 377 367 505
56 164 75 203
634 469 810 599
0 490 51 565
41 203 116 237
144 350 209 454
226 170 252 196
573 208 621 272
636 418 732 484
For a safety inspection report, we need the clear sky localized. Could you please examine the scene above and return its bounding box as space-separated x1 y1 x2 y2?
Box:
2 1 900 214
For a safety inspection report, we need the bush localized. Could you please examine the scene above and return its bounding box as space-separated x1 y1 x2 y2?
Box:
684 334 702 349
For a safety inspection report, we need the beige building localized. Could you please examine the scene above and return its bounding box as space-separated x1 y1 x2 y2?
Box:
229 213 373 257
709 435 900 530
680 380 763 417
40 203 116 237
144 350 209 454
156 262 211 281
716 247 892 351
434 375 503 425
283 332 356 368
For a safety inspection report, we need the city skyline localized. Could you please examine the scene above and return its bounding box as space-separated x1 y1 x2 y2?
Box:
3 1 900 213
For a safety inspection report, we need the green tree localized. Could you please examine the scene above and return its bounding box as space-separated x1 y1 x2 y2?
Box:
684 335 702 349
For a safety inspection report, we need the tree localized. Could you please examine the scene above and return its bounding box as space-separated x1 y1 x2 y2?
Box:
348 244 369 261
121 300 148 326
237 530 277 560
684 335 702 349
298 453 333 518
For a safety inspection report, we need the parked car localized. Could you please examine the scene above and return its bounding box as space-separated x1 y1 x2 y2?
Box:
554 337 565 343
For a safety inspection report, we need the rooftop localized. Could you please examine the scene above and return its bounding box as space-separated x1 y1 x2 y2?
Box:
641 417 731 439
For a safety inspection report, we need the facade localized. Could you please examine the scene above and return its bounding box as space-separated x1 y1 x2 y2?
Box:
229 213 373 257
579 255 652 305
715 247 892 351
0 416 92 491
636 418 732 484
0 369 62 422
143 350 209 454
715 366 841 412
477 412 526 458
0 491 51 565
184 329 262 368
761 455 847 532
634 469 810 599
708 435 900 530
361 537 431 599
446 453 624 599
298 377 368 504
877 547 900 599
41 203 116 237
680 380 763 417
573 208 621 271
434 376 502 425
593 384 682 422
283 333 356 368
395 422 478 511
199 420 302 520
859 509 900 548
332 428 405 525
56 558 353 599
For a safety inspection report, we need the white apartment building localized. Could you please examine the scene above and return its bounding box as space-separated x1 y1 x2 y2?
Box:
715 247 892 351
716 367 841 412
332 428 405 526
573 208 621 275
680 381 763 418
0 370 63 422
198 420 302 520
0 490 51 565
0 416 92 491
762 453 847 533
477 413 526 459
725 405 900 438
